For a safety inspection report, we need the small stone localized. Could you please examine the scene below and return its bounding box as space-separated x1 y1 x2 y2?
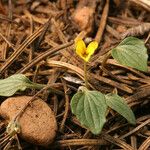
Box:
72 6 94 32
0 96 57 146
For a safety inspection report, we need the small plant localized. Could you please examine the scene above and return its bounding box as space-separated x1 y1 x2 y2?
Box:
6 120 21 136
71 37 148 134
0 37 147 135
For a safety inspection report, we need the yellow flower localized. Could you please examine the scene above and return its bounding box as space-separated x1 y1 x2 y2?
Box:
75 39 98 62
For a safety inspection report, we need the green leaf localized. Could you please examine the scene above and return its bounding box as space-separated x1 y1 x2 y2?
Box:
105 93 136 125
111 37 148 71
0 74 34 96
71 87 107 134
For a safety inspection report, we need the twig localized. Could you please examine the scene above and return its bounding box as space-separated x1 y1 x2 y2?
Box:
120 119 150 139
0 134 12 149
126 85 150 104
51 18 80 66
95 0 109 44
0 20 49 73
145 32 150 44
138 136 150 150
53 139 108 147
18 41 74 73
0 32 15 49
29 16 34 62
91 73 133 93
108 16 145 26
102 133 135 150
2 0 13 60
106 25 121 40
59 79 70 132
128 0 150 12
130 135 137 150
100 51 111 75
0 14 18 24
121 23 150 39
35 18 51 49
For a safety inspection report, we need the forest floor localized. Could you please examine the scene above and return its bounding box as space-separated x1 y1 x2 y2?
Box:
0 0 150 150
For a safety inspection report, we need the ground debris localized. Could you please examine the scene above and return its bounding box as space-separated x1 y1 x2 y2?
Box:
0 0 149 149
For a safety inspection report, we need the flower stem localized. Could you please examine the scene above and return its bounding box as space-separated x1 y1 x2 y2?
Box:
84 61 88 88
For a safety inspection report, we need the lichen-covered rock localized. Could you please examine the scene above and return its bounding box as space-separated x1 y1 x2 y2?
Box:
0 96 57 146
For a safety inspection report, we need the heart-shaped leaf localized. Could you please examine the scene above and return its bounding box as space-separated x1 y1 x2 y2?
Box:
0 74 33 96
71 87 107 134
105 93 136 125
111 37 148 71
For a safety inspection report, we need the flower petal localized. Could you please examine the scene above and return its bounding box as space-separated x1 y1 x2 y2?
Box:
86 41 98 55
75 39 86 57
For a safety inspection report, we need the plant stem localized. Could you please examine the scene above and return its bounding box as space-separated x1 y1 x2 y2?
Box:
84 61 88 88
27 82 64 95
29 82 45 89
